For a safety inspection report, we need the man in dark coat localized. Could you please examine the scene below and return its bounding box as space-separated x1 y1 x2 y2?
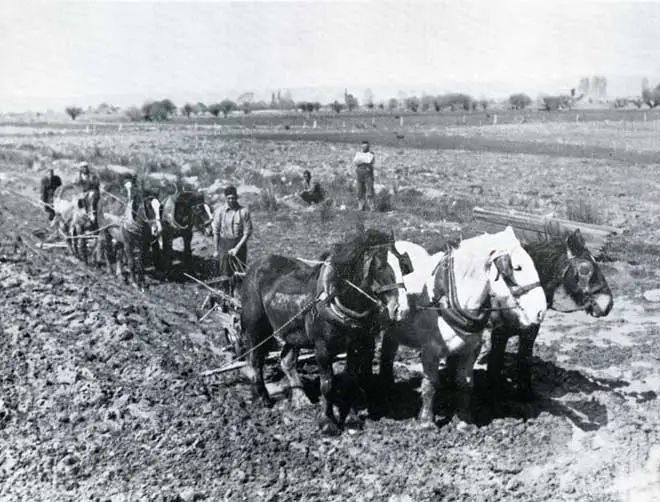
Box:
40 168 62 221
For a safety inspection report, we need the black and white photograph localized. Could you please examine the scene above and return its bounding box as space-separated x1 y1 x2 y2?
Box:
0 0 659 500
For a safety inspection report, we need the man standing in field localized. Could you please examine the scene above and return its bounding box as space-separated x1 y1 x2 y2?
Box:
353 140 375 211
40 168 62 221
212 185 253 295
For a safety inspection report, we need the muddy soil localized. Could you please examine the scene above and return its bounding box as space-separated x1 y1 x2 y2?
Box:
1 153 660 502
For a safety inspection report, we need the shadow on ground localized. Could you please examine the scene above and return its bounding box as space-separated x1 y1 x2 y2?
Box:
251 353 657 433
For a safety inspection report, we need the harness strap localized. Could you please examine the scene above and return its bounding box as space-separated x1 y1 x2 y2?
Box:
372 281 405 294
431 250 489 334
511 281 541 297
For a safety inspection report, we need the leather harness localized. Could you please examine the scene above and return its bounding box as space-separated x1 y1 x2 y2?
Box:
429 249 542 336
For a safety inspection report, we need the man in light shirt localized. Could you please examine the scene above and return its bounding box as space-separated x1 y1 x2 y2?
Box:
353 140 375 211
211 185 253 294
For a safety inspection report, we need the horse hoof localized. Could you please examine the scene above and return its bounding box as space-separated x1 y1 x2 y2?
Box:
456 420 477 433
344 414 365 432
319 420 341 437
417 409 435 425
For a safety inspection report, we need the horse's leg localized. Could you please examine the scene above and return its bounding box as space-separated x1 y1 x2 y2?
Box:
379 327 400 388
137 231 148 291
243 315 273 407
487 326 510 398
315 339 340 436
418 337 446 426
453 336 483 429
80 229 89 265
183 231 192 270
517 324 540 401
124 232 137 287
102 234 112 272
161 231 172 273
115 243 125 279
280 344 307 408
342 336 369 430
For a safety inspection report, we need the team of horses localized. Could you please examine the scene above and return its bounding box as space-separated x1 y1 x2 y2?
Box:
51 180 212 290
241 225 613 435
49 178 614 436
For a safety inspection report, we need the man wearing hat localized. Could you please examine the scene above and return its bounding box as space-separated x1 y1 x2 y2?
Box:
211 185 253 292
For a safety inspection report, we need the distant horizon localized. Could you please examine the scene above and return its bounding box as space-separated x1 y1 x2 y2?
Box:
3 1 659 114
2 73 658 114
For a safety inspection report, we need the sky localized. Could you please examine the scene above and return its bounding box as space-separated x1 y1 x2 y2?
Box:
1 0 660 112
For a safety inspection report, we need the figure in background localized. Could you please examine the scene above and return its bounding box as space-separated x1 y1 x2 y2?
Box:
40 168 62 221
353 140 375 211
299 170 325 205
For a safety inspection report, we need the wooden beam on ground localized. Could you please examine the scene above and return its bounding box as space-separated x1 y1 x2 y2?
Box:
200 351 346 377
473 206 622 254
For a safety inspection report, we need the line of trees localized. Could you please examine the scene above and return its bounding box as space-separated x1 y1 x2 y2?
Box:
71 76 660 121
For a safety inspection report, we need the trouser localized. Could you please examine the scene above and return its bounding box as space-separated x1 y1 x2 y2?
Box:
356 165 374 211
44 204 55 221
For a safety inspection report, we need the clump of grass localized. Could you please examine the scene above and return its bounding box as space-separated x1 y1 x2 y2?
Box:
252 185 278 212
566 200 602 225
375 188 394 212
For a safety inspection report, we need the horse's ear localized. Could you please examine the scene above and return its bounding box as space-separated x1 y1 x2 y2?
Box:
567 228 586 255
503 225 518 242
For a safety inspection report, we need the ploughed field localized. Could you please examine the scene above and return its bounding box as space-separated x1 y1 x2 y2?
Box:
1 119 660 501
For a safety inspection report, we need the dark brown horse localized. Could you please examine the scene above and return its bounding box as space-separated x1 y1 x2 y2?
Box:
240 229 408 436
487 227 614 400
158 190 212 271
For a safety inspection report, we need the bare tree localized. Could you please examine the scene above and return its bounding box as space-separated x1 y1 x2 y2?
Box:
65 106 84 120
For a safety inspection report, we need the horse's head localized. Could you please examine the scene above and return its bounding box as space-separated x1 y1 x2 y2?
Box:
325 229 407 324
550 229 613 317
147 197 163 237
190 197 213 233
484 227 547 329
356 231 409 323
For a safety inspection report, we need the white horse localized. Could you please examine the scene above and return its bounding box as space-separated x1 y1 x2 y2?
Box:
380 226 547 429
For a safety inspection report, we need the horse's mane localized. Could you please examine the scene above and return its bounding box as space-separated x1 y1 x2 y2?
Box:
329 228 393 278
537 220 573 243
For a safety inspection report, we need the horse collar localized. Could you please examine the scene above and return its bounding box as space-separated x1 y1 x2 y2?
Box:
432 250 489 335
